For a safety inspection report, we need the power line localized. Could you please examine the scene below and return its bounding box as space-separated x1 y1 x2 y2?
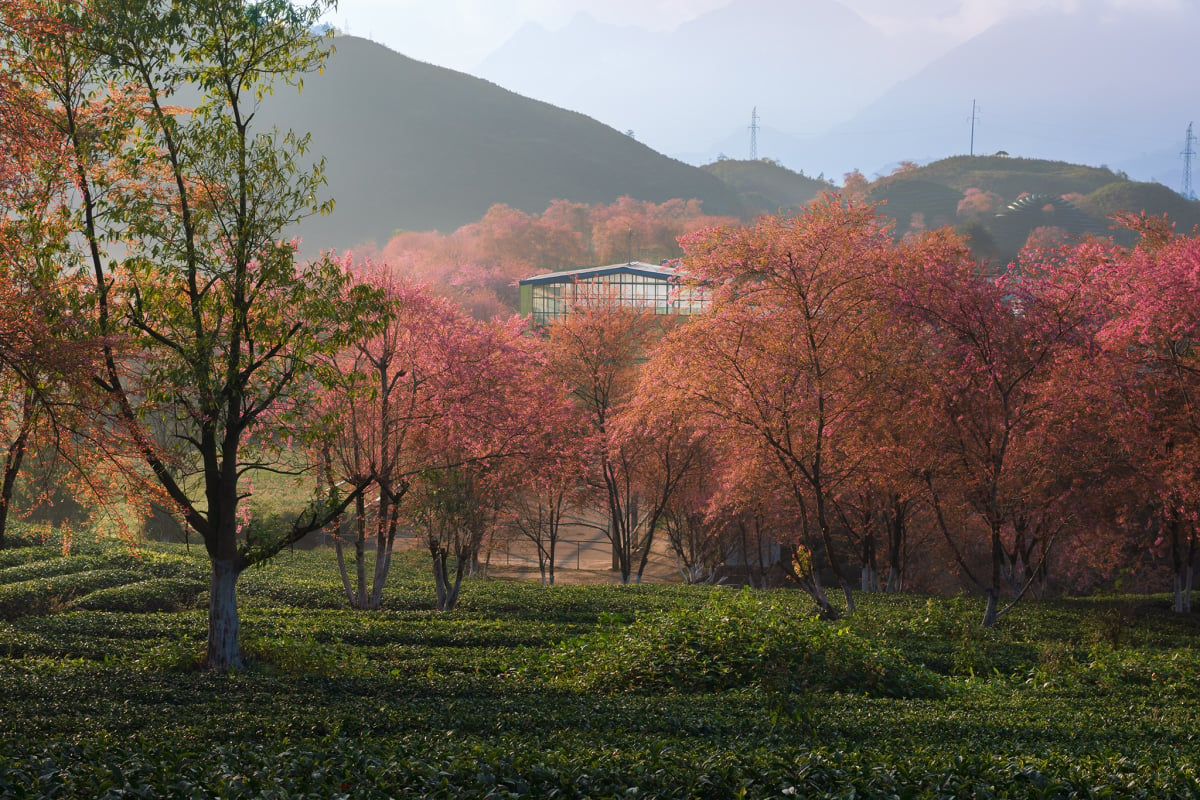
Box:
749 107 759 160
1183 122 1196 201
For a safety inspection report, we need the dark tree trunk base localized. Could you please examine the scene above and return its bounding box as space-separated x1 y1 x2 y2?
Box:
206 558 244 670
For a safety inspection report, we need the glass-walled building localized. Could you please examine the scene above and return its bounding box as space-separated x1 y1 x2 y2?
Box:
519 261 707 326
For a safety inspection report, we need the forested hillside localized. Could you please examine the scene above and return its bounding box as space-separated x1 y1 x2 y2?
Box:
701 155 1198 265
701 159 833 217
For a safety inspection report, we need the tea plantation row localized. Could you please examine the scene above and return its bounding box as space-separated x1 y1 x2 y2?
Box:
1 540 1198 798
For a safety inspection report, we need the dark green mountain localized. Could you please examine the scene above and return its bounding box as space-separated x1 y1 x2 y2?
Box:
265 35 743 256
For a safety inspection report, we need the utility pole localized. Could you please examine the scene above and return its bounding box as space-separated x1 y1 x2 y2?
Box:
1183 122 1196 201
749 107 759 160
969 99 979 156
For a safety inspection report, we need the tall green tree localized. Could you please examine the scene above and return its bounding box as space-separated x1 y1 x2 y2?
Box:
9 0 380 669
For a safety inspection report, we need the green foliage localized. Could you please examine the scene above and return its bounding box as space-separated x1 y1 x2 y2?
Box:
0 624 51 658
238 549 355 608
1082 180 1200 233
243 630 371 677
0 556 104 585
0 545 62 570
1027 643 1200 698
854 155 1200 264
903 155 1125 198
68 578 204 613
1 542 1199 797
95 548 208 583
702 158 831 217
0 569 142 620
0 546 206 617
537 589 944 698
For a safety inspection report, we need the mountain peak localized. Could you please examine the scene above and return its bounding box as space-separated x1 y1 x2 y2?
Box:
254 35 741 255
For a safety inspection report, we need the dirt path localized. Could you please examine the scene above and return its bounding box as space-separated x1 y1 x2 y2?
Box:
390 530 685 586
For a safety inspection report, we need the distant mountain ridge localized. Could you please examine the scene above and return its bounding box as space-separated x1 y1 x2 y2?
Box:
260 36 743 256
260 30 1200 261
473 0 1200 187
476 0 945 164
795 2 1200 184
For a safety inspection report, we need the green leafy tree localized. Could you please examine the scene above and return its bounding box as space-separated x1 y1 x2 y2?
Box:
10 0 382 669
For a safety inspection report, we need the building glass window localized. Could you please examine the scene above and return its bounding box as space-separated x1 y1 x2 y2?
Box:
521 262 708 326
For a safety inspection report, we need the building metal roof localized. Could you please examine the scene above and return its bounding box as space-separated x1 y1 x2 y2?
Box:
518 260 679 286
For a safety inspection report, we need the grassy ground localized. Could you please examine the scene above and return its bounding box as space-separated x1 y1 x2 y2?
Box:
1 537 1199 798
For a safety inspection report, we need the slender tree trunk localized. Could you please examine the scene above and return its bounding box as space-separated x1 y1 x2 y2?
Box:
0 391 35 550
431 549 447 611
635 525 653 584
1184 563 1193 614
431 546 466 612
983 519 1004 627
839 579 856 613
368 494 403 610
352 494 368 607
445 554 467 612
335 535 355 607
885 500 905 593
814 492 855 613
803 569 838 620
603 460 624 577
982 588 999 628
620 492 636 584
861 563 878 592
1170 522 1195 614
207 558 243 670
0 439 28 551
369 544 391 611
334 500 370 610
739 520 755 589
534 516 549 584
860 531 880 592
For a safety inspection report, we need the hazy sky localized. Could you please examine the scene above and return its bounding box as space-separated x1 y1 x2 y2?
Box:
318 0 1178 73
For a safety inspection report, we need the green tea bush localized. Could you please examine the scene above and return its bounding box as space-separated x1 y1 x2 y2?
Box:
243 631 371 677
0 545 63 570
451 580 703 621
0 556 104 585
239 552 349 608
96 548 208 583
4 731 1197 800
0 569 142 620
1028 644 1200 697
5 611 206 662
68 577 205 613
0 624 51 658
536 589 944 698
